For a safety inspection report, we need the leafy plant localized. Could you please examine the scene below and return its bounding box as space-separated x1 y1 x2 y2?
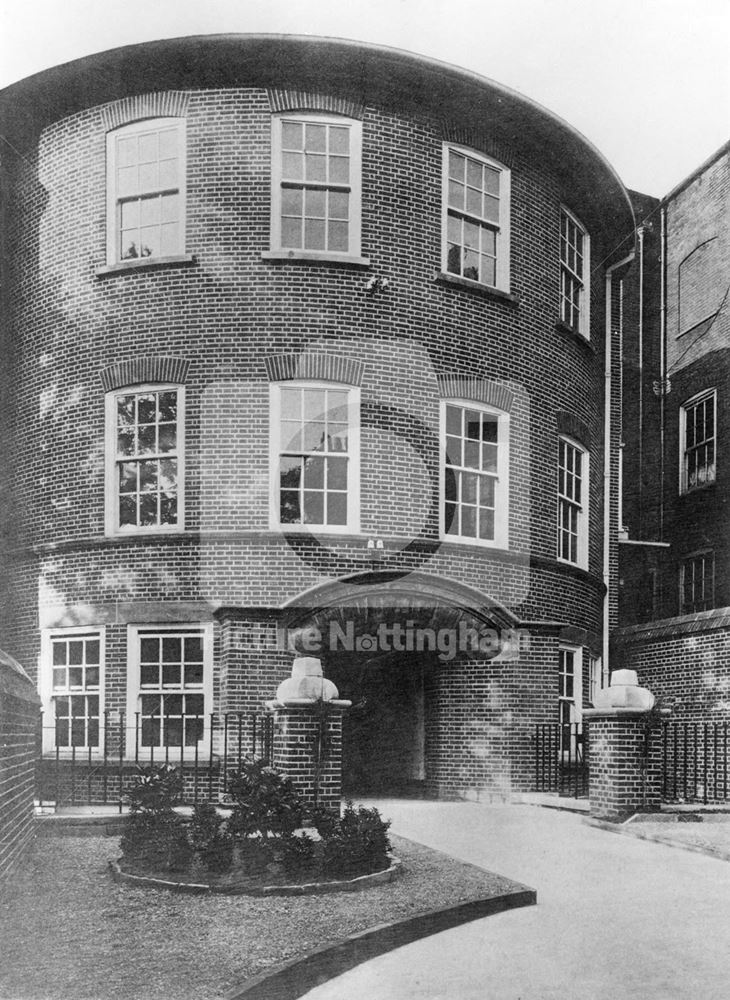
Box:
188 803 233 873
121 764 191 873
320 802 391 877
227 757 304 841
275 832 317 877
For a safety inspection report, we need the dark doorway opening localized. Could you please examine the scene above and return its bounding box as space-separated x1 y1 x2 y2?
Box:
326 652 434 796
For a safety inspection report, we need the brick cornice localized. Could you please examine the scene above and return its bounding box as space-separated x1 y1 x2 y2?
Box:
99 357 191 391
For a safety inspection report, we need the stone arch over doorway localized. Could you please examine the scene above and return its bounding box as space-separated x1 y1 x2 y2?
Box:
280 571 524 795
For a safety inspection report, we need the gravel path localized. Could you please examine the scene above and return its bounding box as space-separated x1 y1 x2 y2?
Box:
0 834 524 1000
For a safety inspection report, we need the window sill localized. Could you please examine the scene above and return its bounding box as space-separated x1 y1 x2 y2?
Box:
262 250 371 268
555 320 594 351
95 254 196 277
440 534 510 552
434 271 520 305
680 482 717 497
105 526 186 540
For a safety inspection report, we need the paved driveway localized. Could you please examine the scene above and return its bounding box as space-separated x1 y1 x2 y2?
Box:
301 800 730 1000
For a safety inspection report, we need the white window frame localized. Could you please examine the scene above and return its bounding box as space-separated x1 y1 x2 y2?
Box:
105 383 185 537
559 206 591 337
106 117 186 266
558 644 583 757
126 623 214 760
440 399 510 549
40 627 105 755
557 436 589 569
442 144 511 292
269 381 361 534
269 113 363 260
679 550 715 615
588 653 607 707
679 389 716 494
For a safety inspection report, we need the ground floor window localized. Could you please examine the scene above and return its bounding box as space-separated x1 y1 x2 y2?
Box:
558 645 582 755
40 629 104 753
680 551 714 614
126 624 213 755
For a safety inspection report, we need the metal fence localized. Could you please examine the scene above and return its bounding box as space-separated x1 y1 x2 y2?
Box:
661 721 730 805
534 722 588 799
36 710 276 811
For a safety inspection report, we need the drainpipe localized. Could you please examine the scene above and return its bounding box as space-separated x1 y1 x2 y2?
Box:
659 206 667 541
637 225 645 533
604 249 635 675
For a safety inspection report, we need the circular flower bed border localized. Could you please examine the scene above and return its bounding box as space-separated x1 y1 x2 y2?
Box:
109 855 401 896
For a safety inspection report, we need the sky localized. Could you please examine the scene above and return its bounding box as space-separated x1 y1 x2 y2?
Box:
0 0 727 196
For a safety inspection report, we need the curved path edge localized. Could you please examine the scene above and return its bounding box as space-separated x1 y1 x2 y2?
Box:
223 886 536 1000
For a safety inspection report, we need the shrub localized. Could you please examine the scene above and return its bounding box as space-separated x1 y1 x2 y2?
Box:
320 802 391 877
227 757 304 840
275 832 317 877
188 803 234 873
121 764 191 873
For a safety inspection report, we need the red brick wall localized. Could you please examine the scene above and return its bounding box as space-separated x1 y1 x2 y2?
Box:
615 613 730 720
587 714 663 820
0 65 629 797
0 668 40 882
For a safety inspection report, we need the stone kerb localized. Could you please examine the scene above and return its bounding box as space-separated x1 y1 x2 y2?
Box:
583 669 663 822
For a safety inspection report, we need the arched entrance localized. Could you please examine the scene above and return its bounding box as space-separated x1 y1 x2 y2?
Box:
281 571 518 796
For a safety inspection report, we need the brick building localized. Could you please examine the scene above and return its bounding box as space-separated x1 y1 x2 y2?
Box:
617 142 730 720
0 35 638 799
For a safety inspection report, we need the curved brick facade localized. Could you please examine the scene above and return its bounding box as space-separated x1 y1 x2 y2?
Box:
0 36 634 797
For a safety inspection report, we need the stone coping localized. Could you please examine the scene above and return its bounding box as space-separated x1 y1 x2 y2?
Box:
223 885 536 1000
109 856 401 896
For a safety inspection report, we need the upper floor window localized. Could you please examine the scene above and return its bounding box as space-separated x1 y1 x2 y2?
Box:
106 118 186 264
680 389 716 493
105 385 184 535
40 629 104 754
270 383 360 532
559 208 590 335
442 401 509 548
443 146 511 291
270 115 362 258
126 624 213 756
680 551 714 614
557 437 588 568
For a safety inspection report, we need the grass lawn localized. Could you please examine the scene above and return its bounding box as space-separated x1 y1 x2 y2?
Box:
0 832 525 1000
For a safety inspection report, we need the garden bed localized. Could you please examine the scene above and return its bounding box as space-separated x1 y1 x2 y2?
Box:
110 852 402 895
0 833 529 1000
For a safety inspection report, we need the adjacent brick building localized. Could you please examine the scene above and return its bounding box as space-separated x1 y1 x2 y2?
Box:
0 35 638 799
617 142 730 719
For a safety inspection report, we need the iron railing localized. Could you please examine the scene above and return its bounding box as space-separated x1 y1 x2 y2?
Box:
534 722 588 798
661 721 730 804
36 710 276 811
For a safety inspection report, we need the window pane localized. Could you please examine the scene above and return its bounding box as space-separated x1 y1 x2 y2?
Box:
306 124 327 152
282 151 303 180
305 153 326 182
328 221 349 252
303 456 325 488
327 493 347 525
282 121 303 149
303 491 324 524
327 457 348 490
280 491 301 523
282 187 303 216
281 217 302 248
329 156 349 184
304 219 326 249
119 495 137 526
139 493 158 526
329 127 349 155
